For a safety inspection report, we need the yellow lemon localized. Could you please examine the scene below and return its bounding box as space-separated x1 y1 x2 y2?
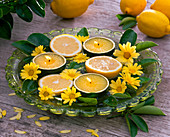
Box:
120 0 147 16
50 0 94 18
137 9 170 38
150 0 170 20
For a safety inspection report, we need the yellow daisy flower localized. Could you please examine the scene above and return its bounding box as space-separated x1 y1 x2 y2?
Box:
73 53 89 63
113 42 140 65
38 86 55 101
61 86 81 106
120 73 140 89
31 45 46 56
122 63 143 76
20 62 41 80
60 69 81 80
109 77 127 95
75 35 89 43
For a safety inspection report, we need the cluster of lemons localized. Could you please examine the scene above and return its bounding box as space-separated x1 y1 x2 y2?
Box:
120 0 170 38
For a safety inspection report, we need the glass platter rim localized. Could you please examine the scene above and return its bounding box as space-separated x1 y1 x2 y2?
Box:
5 27 163 117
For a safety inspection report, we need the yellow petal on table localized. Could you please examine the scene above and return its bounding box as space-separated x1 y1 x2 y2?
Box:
8 93 16 96
92 129 99 137
35 121 42 127
39 116 50 121
14 130 27 134
59 130 71 133
27 114 36 119
9 115 17 120
86 129 95 133
2 110 6 117
0 108 2 113
16 112 22 120
0 113 2 119
13 107 24 112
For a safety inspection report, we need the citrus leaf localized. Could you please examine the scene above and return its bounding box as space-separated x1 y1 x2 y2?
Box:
131 114 148 132
133 105 166 115
23 56 34 63
12 40 36 55
0 19 11 39
0 8 3 18
67 61 84 69
139 77 151 84
113 93 131 99
138 58 158 67
122 20 137 30
125 114 138 137
37 0 45 9
22 80 38 94
103 96 117 107
16 5 33 22
119 17 136 26
130 102 145 111
27 0 45 17
78 97 97 105
27 33 50 47
144 96 155 106
0 6 10 16
136 41 158 52
120 29 137 45
77 27 89 36
116 14 134 20
3 13 13 29
19 0 27 4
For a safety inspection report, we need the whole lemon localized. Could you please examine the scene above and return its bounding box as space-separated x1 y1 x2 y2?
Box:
137 9 170 38
150 0 170 20
120 0 147 16
51 0 94 18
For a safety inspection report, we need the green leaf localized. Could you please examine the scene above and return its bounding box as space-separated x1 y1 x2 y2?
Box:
67 61 84 69
77 27 89 37
113 93 131 99
125 114 138 137
133 105 166 115
22 80 38 94
119 29 137 46
12 40 36 55
139 77 151 84
119 17 136 26
136 41 158 52
19 0 27 4
16 5 33 22
2 13 13 29
0 8 3 18
23 56 34 63
130 102 145 111
131 114 148 132
27 33 50 46
107 114 122 119
122 20 137 30
116 14 134 20
0 6 10 16
0 19 11 39
144 96 155 106
138 58 158 67
37 0 45 9
103 96 117 107
27 0 45 17
78 97 97 105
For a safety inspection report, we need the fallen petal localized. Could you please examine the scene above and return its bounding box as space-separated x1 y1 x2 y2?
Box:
35 121 42 127
16 112 22 120
13 107 24 112
14 130 26 134
39 116 50 121
9 116 17 120
2 110 7 117
59 130 71 133
8 93 16 96
86 129 94 133
27 114 36 118
0 113 2 119
0 108 2 113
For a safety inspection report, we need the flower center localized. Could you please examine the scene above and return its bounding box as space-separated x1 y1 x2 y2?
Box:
124 52 131 59
69 73 75 77
28 70 34 76
43 91 49 97
130 69 136 74
117 86 122 92
69 94 75 99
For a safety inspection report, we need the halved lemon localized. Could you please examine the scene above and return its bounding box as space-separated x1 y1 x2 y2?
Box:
50 34 82 57
85 56 122 79
39 74 73 95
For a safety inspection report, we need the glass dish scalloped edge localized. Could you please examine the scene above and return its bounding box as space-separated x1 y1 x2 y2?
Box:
5 28 163 117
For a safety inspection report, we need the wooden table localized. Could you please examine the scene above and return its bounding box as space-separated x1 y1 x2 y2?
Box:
0 0 170 136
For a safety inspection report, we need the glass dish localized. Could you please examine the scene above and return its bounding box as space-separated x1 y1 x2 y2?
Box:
5 28 163 117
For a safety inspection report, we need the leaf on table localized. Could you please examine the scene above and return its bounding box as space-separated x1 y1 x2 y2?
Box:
133 105 166 115
77 27 89 37
27 0 45 17
16 5 33 22
130 102 145 112
131 113 148 132
125 114 138 137
119 29 137 46
119 17 136 26
136 41 158 52
122 20 137 30
22 80 38 94
116 14 134 20
37 0 46 9
0 19 11 39
137 58 158 67
144 96 155 106
12 40 36 55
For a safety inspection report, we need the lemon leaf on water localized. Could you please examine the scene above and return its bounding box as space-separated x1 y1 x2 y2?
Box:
135 41 158 52
103 96 117 107
137 58 158 67
77 27 89 37
22 80 38 94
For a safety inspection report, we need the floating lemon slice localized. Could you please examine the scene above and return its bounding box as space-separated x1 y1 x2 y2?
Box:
50 34 82 57
39 74 73 95
85 56 122 79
